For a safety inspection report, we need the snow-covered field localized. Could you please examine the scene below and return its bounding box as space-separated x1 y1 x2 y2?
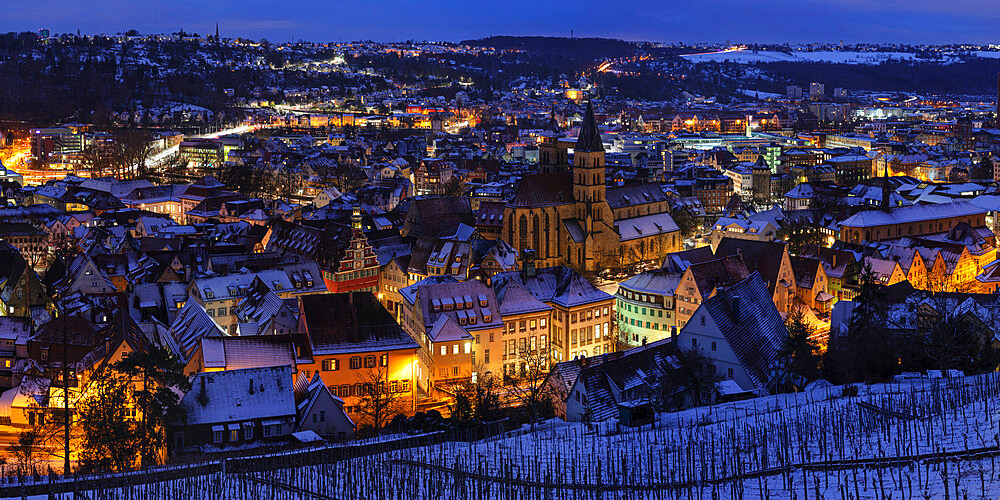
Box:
682 49 1000 65
7 373 1000 499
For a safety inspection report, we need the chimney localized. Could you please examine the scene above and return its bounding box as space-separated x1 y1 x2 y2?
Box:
731 295 741 322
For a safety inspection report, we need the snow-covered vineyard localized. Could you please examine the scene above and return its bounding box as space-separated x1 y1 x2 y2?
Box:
10 373 1000 499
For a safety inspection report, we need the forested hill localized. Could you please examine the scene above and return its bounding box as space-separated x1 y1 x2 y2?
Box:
462 36 641 58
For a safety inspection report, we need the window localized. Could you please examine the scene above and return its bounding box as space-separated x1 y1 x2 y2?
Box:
322 359 339 371
263 425 273 438
319 410 326 422
464 343 471 354
349 357 361 369
529 319 536 329
700 316 706 326
341 384 351 397
594 325 600 339
217 307 226 317
380 354 388 367
540 318 546 328
244 425 253 440
452 366 459 376
453 344 459 355
213 430 223 443
484 349 490 364
440 345 447 356
691 338 698 347
230 429 239 442
728 367 734 378
364 355 376 368
711 341 717 351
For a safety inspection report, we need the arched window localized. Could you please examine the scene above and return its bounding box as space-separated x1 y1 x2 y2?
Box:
518 214 528 251
532 214 540 251
543 211 550 255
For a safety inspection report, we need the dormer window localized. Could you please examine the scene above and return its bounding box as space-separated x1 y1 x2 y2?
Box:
203 288 214 299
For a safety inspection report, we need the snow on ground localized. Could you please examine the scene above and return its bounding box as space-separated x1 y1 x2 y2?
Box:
6 374 1000 498
736 88 783 100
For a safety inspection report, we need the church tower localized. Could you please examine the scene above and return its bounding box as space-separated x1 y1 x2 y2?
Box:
573 101 608 223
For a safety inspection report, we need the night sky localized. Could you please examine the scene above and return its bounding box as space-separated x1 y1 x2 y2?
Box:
6 0 1000 44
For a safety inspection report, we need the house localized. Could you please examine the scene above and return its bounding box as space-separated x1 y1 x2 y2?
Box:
556 339 690 424
233 277 299 336
294 292 426 419
676 272 788 395
175 365 298 451
397 276 503 382
293 372 355 440
492 264 614 364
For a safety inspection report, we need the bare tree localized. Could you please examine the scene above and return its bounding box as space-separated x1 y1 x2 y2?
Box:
354 364 405 432
7 429 41 477
450 365 501 424
676 348 722 407
505 346 555 430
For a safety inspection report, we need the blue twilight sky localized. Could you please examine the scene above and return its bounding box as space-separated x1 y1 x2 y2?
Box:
5 0 1000 44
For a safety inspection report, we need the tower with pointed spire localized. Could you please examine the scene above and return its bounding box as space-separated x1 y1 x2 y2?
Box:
573 101 608 219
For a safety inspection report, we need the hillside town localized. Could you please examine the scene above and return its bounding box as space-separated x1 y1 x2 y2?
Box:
3 25 1000 497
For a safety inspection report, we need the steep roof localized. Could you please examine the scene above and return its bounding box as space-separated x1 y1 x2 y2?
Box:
508 173 573 208
574 101 604 153
714 238 789 294
575 339 686 421
493 266 612 308
688 255 751 299
697 272 787 391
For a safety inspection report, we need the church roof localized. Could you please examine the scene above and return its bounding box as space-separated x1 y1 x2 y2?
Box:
574 101 604 153
508 173 573 208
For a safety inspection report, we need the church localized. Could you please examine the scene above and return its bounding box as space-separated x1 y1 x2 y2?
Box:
503 101 682 274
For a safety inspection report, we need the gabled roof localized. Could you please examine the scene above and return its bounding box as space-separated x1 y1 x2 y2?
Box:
493 266 612 308
182 365 296 426
688 255 751 299
695 272 787 391
573 339 685 421
493 279 554 316
168 300 226 359
714 238 789 294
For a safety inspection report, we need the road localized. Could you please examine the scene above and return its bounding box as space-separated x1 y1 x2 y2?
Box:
143 123 263 172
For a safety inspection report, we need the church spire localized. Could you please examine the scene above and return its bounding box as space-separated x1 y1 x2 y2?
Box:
575 100 604 153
